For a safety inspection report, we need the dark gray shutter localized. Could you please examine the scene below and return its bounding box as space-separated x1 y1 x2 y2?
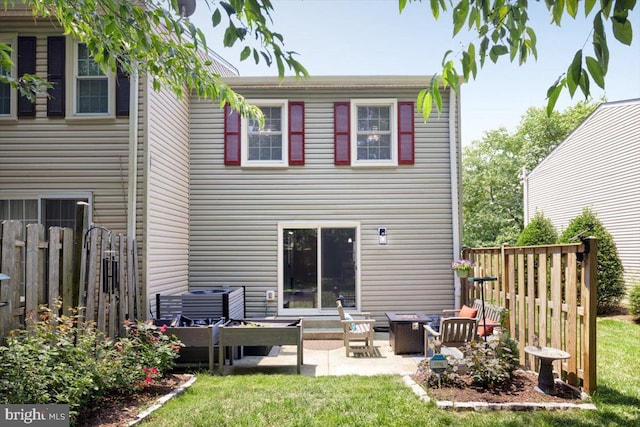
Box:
115 65 130 116
17 36 36 117
46 36 65 117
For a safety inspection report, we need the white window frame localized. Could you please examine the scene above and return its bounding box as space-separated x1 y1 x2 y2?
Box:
241 99 289 167
350 98 398 167
65 37 115 119
277 221 361 316
0 33 18 121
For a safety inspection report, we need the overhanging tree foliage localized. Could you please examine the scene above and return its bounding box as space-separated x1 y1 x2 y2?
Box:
409 0 636 120
1 0 636 121
0 0 308 120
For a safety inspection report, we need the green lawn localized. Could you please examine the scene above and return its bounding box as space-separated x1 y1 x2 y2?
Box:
143 318 639 426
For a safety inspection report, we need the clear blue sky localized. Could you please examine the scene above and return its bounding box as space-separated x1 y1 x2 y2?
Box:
193 0 640 146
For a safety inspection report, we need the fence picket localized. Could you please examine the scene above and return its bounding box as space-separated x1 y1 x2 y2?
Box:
48 227 62 313
25 224 43 324
62 228 74 316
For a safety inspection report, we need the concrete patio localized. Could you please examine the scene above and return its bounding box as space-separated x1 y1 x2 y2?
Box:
219 332 424 376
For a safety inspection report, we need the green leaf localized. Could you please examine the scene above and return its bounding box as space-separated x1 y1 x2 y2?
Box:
489 45 508 63
417 88 433 122
552 0 564 25
253 48 259 64
601 0 613 17
453 0 470 36
223 26 237 47
212 9 222 27
612 17 633 45
240 46 251 61
220 2 236 16
579 69 591 97
546 80 564 116
399 0 408 12
585 0 597 15
430 0 441 19
566 0 579 18
585 56 605 88
566 49 582 96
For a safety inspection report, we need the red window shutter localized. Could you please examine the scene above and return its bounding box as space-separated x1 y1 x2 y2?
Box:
288 101 305 165
334 102 350 165
398 101 415 165
17 37 36 117
46 36 65 117
224 104 241 165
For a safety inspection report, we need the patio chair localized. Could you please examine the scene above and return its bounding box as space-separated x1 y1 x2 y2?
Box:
337 300 376 356
423 316 477 358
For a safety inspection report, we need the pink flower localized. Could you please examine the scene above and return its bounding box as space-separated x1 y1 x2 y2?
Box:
159 325 168 333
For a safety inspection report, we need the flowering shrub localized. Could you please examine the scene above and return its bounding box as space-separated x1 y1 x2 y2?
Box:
415 334 520 391
0 307 182 422
450 259 475 272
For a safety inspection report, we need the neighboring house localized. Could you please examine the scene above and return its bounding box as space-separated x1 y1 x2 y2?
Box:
1 11 465 323
189 76 464 322
0 8 237 315
524 99 640 283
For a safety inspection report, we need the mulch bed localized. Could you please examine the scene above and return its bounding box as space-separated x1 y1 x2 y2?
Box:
75 373 193 427
414 369 585 404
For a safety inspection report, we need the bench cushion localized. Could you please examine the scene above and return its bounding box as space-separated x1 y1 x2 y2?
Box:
459 305 478 319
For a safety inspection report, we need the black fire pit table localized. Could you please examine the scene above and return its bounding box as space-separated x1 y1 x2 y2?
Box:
386 312 440 354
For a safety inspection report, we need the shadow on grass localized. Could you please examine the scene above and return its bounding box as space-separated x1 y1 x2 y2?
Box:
533 385 640 427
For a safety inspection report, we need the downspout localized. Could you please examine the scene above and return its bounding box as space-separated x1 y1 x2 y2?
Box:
522 167 529 225
448 87 462 309
127 67 139 239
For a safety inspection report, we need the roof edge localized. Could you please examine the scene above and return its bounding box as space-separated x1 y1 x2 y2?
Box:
221 75 460 89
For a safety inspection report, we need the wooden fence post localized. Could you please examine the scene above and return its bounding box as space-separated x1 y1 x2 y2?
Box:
1 221 24 339
48 227 62 313
582 237 598 393
62 228 74 316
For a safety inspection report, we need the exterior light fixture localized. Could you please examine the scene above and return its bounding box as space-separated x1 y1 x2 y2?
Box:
378 227 387 245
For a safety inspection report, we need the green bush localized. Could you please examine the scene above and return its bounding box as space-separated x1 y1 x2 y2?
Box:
629 283 640 318
0 307 182 422
516 211 558 246
415 335 520 391
558 207 626 314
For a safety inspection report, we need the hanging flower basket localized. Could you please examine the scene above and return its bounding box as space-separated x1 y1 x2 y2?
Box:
451 259 474 278
456 270 470 278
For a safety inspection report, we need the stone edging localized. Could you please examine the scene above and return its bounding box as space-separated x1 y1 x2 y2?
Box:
128 374 197 426
402 375 597 411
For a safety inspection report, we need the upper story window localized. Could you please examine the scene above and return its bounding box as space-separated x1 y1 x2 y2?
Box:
0 34 17 120
241 100 289 167
350 99 397 166
66 39 115 118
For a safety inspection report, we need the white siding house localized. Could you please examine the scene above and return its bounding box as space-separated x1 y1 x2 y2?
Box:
524 99 640 283
189 76 463 322
0 9 238 316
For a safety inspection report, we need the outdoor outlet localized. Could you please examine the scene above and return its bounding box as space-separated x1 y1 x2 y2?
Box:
266 290 275 301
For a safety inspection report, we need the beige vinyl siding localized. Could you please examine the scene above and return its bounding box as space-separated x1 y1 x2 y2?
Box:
526 100 640 281
145 84 190 315
189 78 459 322
0 26 148 312
0 31 134 234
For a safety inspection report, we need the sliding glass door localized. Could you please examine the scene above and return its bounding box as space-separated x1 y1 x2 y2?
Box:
280 223 359 313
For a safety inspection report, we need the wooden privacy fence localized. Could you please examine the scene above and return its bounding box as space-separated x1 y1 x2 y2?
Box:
0 220 142 341
461 238 597 393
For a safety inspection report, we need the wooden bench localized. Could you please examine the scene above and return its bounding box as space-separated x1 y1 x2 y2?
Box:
443 299 505 337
